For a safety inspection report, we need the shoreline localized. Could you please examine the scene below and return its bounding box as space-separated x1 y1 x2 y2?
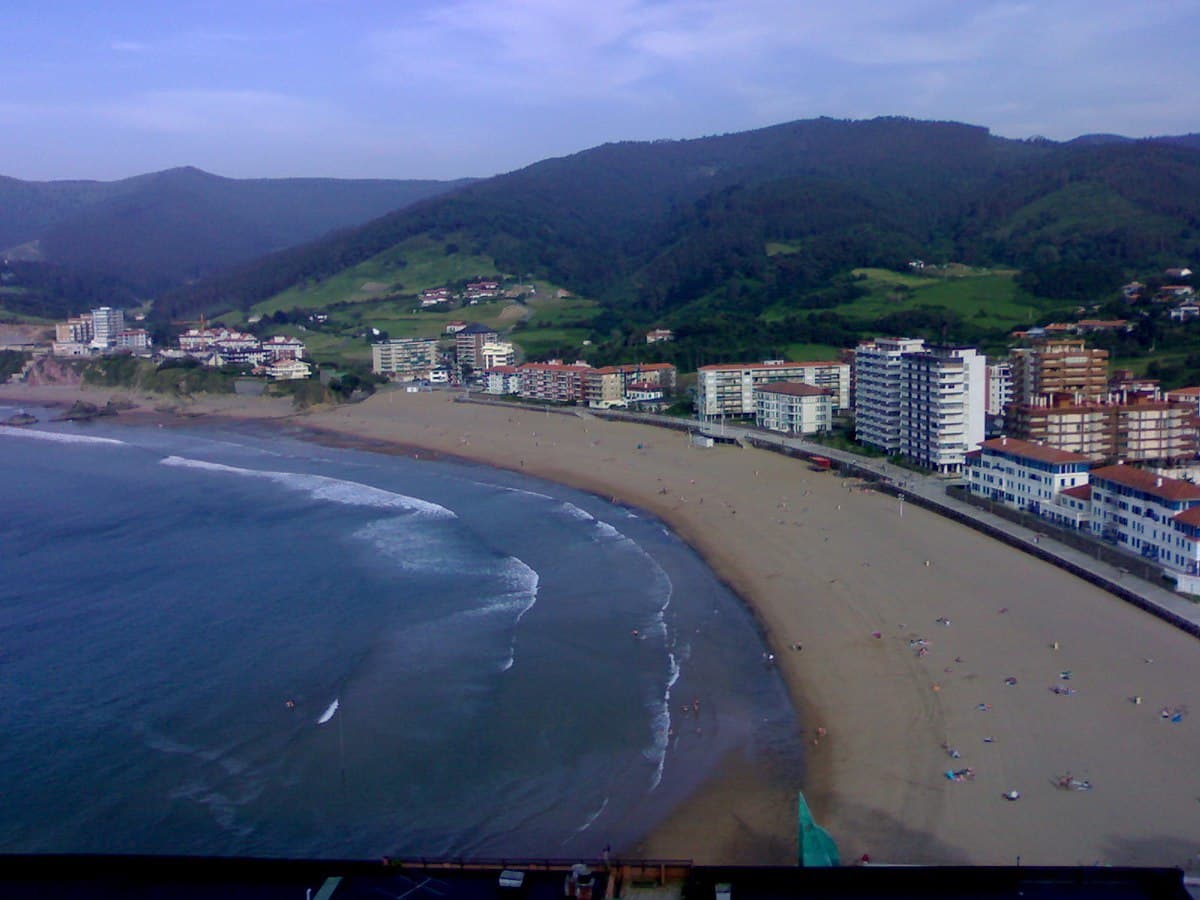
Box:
3 383 1199 869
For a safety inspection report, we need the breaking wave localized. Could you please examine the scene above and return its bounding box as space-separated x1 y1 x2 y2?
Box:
1 428 127 447
160 456 454 518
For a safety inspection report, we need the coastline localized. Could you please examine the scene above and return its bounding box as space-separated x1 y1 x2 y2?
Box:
3 383 1199 869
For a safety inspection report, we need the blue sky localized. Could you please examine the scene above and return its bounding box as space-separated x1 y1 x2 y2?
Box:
1 0 1196 181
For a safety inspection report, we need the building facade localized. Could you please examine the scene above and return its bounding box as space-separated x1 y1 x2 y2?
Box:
899 346 986 473
753 383 833 435
90 307 125 349
372 338 439 380
583 363 677 409
1089 464 1200 593
696 360 849 420
1008 339 1109 411
455 323 500 370
853 338 926 454
965 436 1090 518
1007 398 1193 463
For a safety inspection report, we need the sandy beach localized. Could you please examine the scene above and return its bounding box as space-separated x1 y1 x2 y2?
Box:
4 383 1199 869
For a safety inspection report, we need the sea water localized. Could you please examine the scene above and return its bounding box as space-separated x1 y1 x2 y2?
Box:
0 409 802 859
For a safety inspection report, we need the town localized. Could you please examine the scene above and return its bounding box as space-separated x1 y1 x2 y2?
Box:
14 264 1200 598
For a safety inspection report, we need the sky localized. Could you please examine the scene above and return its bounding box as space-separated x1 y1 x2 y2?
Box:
1 0 1197 182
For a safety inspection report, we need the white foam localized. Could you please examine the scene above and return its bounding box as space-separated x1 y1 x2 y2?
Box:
317 699 339 725
557 501 596 522
569 794 610 837
160 456 454 519
0 427 126 447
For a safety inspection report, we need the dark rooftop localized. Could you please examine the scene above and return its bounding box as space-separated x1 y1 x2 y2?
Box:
0 857 1189 900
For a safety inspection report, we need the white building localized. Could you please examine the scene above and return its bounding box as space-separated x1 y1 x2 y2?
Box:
264 359 312 381
479 341 516 370
899 345 986 474
986 360 1013 417
483 365 522 395
965 436 1090 523
696 360 850 420
114 329 152 352
1089 464 1200 593
90 307 125 349
853 337 926 454
753 382 833 435
262 335 306 361
372 338 438 380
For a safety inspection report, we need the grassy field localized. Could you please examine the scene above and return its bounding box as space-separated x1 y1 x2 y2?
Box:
839 267 1070 331
256 283 601 368
251 235 502 317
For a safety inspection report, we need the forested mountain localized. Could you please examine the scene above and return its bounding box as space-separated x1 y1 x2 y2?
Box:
0 168 471 294
160 117 1200 332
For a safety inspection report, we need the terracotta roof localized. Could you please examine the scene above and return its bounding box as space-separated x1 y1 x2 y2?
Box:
1167 386 1200 397
1090 464 1200 502
1172 507 1200 528
979 436 1090 465
754 382 831 397
1060 484 1092 500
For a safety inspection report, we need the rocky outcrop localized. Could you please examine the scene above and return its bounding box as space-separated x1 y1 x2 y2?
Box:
21 355 84 387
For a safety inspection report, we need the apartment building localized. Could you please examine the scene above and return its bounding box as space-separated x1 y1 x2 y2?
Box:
753 383 833 435
483 365 522 395
583 363 677 408
853 338 926 454
986 360 1013 417
518 362 591 403
455 323 499 370
90 307 125 349
1089 464 1200 593
372 338 439 380
1008 339 1109 410
55 314 93 344
479 342 516 370
696 360 850 420
1008 397 1193 463
965 436 1090 517
898 346 986 474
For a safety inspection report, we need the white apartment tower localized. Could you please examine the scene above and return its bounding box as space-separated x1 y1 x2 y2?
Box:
986 360 1013 417
900 346 987 474
89 306 125 349
853 337 926 453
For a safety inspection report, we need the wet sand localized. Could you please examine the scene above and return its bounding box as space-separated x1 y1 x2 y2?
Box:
4 384 1199 869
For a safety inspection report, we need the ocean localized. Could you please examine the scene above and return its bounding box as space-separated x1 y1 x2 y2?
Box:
0 408 802 859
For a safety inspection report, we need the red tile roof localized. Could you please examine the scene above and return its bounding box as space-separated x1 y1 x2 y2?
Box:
1172 507 1200 528
979 436 1090 465
1090 464 1200 502
1060 484 1092 500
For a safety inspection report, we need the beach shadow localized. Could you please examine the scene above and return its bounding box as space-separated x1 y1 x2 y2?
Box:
1102 834 1200 871
827 800 973 865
